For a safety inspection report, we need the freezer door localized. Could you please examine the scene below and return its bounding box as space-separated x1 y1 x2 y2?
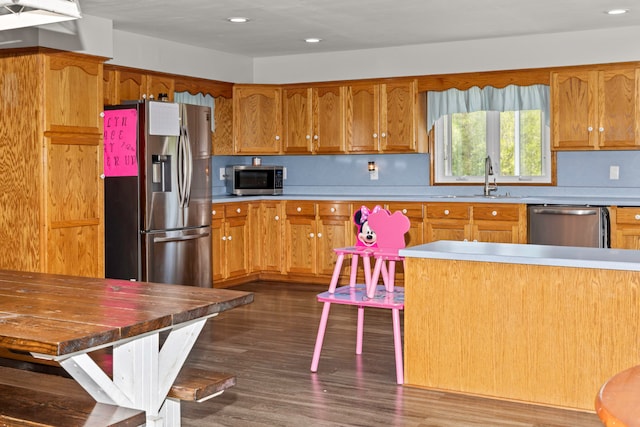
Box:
143 227 212 287
144 102 212 231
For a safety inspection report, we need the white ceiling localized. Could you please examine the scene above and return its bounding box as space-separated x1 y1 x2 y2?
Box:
78 0 640 58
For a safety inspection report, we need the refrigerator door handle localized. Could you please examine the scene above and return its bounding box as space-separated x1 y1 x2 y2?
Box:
153 232 210 243
177 104 194 208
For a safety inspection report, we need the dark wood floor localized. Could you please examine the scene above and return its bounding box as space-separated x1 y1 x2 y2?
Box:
180 282 604 427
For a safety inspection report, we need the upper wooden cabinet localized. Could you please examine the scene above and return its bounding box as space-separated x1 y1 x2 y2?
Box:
0 49 104 278
233 84 282 154
282 86 346 154
103 67 175 105
551 67 640 150
347 79 426 153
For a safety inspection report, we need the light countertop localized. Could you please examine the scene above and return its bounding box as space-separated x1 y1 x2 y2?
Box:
399 240 640 271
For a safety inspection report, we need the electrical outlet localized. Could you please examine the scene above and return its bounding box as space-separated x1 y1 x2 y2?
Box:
369 169 379 180
219 168 226 181
609 165 620 180
283 167 287 180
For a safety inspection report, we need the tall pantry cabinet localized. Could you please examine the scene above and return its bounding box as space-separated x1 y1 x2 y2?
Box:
0 48 105 277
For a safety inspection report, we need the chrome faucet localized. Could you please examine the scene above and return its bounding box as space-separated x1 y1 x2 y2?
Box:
483 155 498 196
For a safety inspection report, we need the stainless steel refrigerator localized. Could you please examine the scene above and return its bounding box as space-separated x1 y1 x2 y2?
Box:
104 100 212 287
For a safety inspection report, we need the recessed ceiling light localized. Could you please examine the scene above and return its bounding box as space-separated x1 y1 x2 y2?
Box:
227 17 250 23
305 38 322 43
606 8 629 15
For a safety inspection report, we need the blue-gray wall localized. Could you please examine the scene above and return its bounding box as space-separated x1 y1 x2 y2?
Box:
212 151 640 199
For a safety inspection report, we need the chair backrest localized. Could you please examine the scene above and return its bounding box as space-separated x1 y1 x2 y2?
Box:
353 205 410 249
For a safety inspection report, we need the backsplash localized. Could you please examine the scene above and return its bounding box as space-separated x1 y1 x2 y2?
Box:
211 151 640 199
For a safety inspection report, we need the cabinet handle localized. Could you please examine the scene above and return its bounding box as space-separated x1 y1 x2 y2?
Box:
492 210 497 216
402 208 407 214
99 111 105 118
381 132 386 138
227 236 232 241
306 135 311 140
463 238 468 242
588 126 593 132
274 215 280 221
599 127 604 132
314 135 319 140
373 133 378 138
99 174 105 180
236 208 241 214
275 135 281 141
297 207 302 212
212 210 217 215
222 236 227 241
473 239 478 242
330 207 336 213
444 209 450 215
635 214 640 220
317 233 322 238
309 233 315 238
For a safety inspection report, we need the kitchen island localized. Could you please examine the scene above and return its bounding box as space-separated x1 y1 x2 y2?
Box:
399 241 640 411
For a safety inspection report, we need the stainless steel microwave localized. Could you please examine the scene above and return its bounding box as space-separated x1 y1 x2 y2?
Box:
226 165 284 196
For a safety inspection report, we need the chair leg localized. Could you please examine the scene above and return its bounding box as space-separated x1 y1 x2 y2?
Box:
311 301 332 372
356 306 364 354
392 308 403 384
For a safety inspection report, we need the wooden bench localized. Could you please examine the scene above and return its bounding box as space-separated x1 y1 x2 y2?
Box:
0 350 236 423
596 364 640 427
0 366 146 427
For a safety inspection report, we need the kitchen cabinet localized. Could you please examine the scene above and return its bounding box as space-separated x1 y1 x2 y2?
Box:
285 201 353 280
551 67 640 150
248 201 285 274
346 79 426 153
104 67 175 104
233 84 282 154
0 49 104 277
385 202 425 281
282 86 346 154
425 203 526 244
211 203 250 284
610 207 640 249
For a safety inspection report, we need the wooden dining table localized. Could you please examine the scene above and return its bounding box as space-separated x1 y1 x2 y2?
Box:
0 269 253 426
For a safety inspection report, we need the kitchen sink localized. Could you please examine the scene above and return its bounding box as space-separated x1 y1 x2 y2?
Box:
428 194 526 199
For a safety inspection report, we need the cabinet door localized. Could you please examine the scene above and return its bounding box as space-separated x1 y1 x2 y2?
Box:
147 74 174 102
471 204 525 243
283 88 313 154
314 86 346 154
316 203 352 276
551 70 598 150
234 85 282 154
118 70 147 102
211 213 226 283
347 83 380 152
261 201 285 273
424 203 470 242
611 207 640 249
599 68 640 149
212 96 234 155
286 215 317 275
225 216 248 278
380 80 417 152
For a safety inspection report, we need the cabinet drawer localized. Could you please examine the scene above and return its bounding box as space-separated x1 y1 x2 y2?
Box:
286 201 316 217
318 202 350 217
224 204 248 218
425 204 470 220
615 207 640 224
211 206 223 219
387 203 423 218
473 205 520 221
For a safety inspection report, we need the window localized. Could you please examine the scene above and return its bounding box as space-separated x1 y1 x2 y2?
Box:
428 85 551 184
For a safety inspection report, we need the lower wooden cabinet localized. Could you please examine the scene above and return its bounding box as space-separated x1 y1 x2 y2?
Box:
211 203 249 285
611 206 640 249
249 201 285 274
284 201 353 279
425 203 526 244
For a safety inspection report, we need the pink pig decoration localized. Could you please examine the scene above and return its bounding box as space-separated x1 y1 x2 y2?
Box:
367 209 411 249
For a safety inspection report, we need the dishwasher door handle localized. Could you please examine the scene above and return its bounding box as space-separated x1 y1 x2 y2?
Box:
530 207 599 216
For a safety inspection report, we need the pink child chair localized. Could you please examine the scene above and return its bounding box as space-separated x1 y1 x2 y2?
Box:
310 206 410 384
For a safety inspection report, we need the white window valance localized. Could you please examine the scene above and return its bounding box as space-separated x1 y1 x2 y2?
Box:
427 84 550 131
174 91 216 132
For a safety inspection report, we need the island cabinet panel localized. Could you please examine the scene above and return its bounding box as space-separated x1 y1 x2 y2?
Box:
552 66 640 150
611 206 640 249
403 257 640 411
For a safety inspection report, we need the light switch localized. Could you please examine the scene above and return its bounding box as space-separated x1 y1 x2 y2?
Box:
609 165 620 180
219 168 226 181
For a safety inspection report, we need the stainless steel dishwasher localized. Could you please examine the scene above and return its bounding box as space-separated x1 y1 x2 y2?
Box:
527 205 610 248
